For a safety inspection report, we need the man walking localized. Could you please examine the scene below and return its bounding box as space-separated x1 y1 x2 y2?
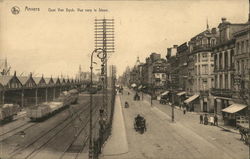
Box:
214 114 218 126
200 114 203 124
183 106 186 115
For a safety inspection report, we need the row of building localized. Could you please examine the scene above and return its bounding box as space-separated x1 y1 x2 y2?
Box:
122 15 250 126
0 71 91 107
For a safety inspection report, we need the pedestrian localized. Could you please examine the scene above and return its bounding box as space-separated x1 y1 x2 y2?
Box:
214 114 218 126
183 106 186 115
209 116 214 126
200 114 203 124
204 114 208 125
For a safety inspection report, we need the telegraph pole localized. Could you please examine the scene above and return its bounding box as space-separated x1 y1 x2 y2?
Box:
94 18 115 154
95 18 115 113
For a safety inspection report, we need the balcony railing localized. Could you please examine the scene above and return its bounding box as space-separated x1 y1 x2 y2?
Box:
211 88 233 98
200 90 209 96
193 44 212 52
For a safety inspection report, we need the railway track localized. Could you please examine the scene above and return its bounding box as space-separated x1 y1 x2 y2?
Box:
0 104 75 143
7 101 91 159
0 122 36 142
59 108 100 159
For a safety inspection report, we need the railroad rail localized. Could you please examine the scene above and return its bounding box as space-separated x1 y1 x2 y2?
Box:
7 101 91 159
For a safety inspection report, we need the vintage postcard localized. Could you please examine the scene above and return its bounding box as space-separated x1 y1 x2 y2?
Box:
0 0 249 159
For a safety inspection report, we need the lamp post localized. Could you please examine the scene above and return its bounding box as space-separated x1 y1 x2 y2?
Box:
89 48 104 159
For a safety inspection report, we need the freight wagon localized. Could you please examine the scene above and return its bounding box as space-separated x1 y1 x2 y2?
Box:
27 89 79 121
0 104 21 122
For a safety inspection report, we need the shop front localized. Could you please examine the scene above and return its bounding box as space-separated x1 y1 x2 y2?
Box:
176 91 186 107
222 103 247 127
184 94 200 111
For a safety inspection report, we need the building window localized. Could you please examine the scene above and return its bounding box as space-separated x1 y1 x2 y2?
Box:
225 51 228 68
230 50 234 69
241 41 244 53
219 53 222 69
211 39 216 46
246 40 249 53
198 65 201 75
202 38 208 45
202 65 208 75
236 42 240 54
237 61 240 74
225 74 228 89
231 74 234 88
198 54 200 62
219 74 223 88
214 54 217 70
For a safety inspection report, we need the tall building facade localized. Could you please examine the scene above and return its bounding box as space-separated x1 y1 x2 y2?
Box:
188 28 218 112
211 18 248 122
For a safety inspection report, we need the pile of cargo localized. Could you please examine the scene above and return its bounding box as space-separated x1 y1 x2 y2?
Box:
0 104 20 121
27 89 79 121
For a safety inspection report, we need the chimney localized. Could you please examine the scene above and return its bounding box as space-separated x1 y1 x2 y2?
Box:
221 17 227 23
211 28 217 34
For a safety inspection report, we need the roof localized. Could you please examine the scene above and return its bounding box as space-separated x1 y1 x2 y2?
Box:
45 78 53 84
184 94 199 104
18 76 29 85
0 76 13 86
177 91 186 96
33 77 43 85
161 91 169 96
222 103 247 114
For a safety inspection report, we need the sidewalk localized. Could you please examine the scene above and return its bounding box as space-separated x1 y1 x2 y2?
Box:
100 94 128 158
150 100 240 134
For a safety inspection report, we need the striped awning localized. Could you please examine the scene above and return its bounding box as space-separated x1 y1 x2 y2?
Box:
177 91 186 96
184 94 199 104
222 104 247 114
161 91 169 96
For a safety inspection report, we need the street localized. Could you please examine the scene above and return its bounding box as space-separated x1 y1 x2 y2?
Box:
101 89 249 159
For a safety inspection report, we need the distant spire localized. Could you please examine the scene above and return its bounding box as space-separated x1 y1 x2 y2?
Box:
4 57 7 68
206 18 209 30
135 56 140 67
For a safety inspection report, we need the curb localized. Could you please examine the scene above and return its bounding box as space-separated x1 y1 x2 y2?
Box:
218 125 239 134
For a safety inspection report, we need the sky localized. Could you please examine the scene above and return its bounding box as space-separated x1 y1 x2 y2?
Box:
0 0 249 78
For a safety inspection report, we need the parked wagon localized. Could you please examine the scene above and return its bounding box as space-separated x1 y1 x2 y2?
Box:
27 89 79 122
0 104 20 122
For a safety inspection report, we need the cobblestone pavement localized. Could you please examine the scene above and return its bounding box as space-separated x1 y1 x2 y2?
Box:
100 88 249 159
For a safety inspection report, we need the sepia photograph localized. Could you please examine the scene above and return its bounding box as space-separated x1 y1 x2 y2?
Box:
0 0 249 159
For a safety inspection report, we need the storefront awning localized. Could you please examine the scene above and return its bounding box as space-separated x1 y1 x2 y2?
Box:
184 94 199 104
161 91 169 96
222 104 247 114
131 83 137 87
177 91 186 96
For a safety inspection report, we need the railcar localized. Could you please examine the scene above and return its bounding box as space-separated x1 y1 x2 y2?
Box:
27 89 79 121
0 104 20 122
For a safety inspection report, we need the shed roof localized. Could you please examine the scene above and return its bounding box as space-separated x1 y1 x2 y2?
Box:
33 77 43 85
18 76 29 85
0 76 13 86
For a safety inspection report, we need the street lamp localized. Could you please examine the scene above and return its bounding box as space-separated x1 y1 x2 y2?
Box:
89 48 105 159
